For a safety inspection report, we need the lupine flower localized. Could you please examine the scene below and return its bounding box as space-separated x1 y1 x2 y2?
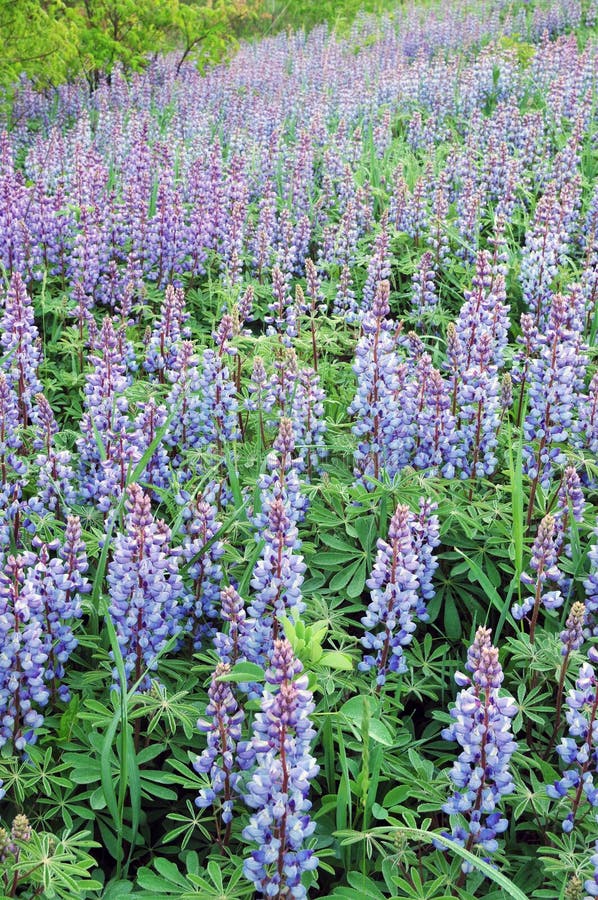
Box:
586 842 598 897
213 586 253 666
77 316 133 510
31 392 76 516
266 265 297 346
411 251 438 321
584 525 598 638
0 554 49 750
248 497 306 666
348 281 409 484
523 294 586 503
194 662 245 838
547 647 598 834
554 466 585 561
0 272 42 422
290 368 327 476
254 418 308 532
360 502 439 686
107 484 186 691
180 494 224 649
195 316 240 465
441 627 517 871
512 514 564 637
241 639 319 899
560 602 586 657
144 284 190 377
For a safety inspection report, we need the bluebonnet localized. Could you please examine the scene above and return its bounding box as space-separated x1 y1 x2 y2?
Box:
411 357 458 478
456 331 501 481
441 627 517 871
241 639 319 899
107 484 186 691
547 647 598 834
360 502 439 686
194 662 245 840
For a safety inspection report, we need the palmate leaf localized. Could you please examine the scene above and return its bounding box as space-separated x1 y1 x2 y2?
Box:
335 828 529 900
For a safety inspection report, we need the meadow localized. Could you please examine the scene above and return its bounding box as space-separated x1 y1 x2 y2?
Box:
0 0 597 897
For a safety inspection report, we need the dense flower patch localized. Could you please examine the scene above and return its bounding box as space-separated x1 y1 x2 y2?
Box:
0 0 597 897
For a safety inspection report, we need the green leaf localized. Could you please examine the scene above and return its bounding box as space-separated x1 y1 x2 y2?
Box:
216 661 265 682
319 651 354 671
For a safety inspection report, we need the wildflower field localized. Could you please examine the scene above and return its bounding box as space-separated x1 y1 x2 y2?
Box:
0 0 597 896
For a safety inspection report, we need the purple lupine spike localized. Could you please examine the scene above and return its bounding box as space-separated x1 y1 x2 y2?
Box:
31 393 76 516
575 372 598 470
411 251 438 322
359 503 437 686
194 337 240 467
441 628 517 872
547 647 598 834
0 272 42 422
523 294 587 511
411 361 458 478
131 397 170 494
584 526 598 638
247 497 306 666
266 265 297 347
348 281 412 484
333 264 358 320
254 418 308 533
456 330 501 481
180 493 223 649
241 638 319 899
0 554 49 750
0 373 25 507
554 466 585 560
194 662 245 839
164 341 204 465
77 316 133 510
290 369 327 477
559 601 586 657
512 514 563 638
214 586 253 666
586 843 598 898
362 212 391 312
24 527 87 703
144 284 190 378
107 484 186 691
519 183 564 327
